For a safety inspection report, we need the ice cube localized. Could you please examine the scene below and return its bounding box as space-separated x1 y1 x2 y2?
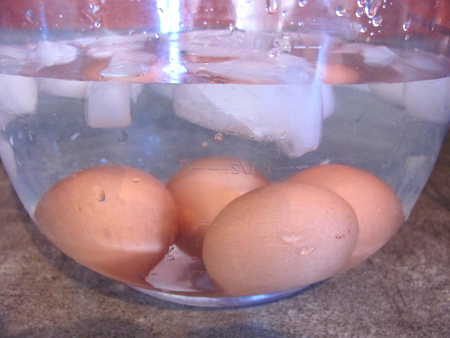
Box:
86 40 147 59
404 77 450 123
85 82 131 128
172 83 323 158
0 133 18 182
332 43 397 67
185 54 313 84
99 51 157 78
130 83 144 104
39 78 88 99
369 82 405 108
0 44 31 61
31 41 78 67
322 84 335 118
0 74 37 115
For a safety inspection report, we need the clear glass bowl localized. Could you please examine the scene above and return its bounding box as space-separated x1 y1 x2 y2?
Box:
0 0 449 307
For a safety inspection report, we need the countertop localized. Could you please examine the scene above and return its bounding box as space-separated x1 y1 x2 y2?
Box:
1 136 449 338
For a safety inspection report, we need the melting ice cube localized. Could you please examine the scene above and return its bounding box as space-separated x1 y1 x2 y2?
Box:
322 84 335 118
173 83 323 158
30 41 78 67
40 78 88 99
369 82 405 108
85 82 131 128
0 74 37 115
370 77 450 123
404 77 450 123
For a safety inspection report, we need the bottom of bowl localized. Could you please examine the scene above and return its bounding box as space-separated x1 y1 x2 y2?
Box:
130 286 308 307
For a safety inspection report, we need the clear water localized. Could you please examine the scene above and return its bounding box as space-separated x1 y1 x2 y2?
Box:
0 31 449 305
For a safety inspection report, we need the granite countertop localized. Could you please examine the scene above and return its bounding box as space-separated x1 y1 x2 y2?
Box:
1 137 449 338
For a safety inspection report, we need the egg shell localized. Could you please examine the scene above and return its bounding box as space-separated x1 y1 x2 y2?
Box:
317 63 360 85
34 165 178 288
289 164 405 272
167 156 269 258
203 182 359 296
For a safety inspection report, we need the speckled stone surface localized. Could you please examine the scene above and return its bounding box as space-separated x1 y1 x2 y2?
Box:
1 135 450 338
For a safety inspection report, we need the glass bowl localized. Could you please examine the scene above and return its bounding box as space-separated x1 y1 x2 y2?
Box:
0 0 449 307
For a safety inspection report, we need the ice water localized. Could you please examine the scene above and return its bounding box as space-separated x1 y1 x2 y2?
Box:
0 30 449 303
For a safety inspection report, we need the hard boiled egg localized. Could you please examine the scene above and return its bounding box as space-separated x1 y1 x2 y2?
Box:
34 165 178 288
167 156 269 257
289 164 405 272
203 182 359 296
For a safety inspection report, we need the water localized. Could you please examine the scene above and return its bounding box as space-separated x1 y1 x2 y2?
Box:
0 31 449 303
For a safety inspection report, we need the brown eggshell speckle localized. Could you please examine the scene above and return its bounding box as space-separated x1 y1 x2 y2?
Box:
34 165 178 288
203 182 359 296
289 164 405 272
167 157 269 258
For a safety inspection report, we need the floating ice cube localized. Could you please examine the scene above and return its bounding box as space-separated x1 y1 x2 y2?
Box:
130 83 144 104
322 84 335 118
172 83 323 158
30 41 78 67
332 43 397 67
99 51 157 78
185 54 314 84
39 78 88 99
85 82 131 128
404 77 450 123
0 74 37 115
0 133 17 182
85 36 147 59
0 44 31 61
369 82 405 108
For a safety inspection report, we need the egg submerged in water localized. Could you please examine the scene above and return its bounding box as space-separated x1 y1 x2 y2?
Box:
167 156 269 258
34 165 178 288
202 182 359 296
289 164 405 272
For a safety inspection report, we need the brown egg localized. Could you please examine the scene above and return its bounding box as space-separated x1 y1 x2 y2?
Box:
167 157 269 257
34 165 178 288
289 164 405 272
203 182 359 296
317 63 360 84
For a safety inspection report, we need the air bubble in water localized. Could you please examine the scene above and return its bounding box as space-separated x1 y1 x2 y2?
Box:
403 19 411 32
365 0 382 19
298 0 308 7
336 5 346 16
93 21 101 28
215 133 223 141
282 11 288 17
357 0 366 7
360 26 368 33
372 15 383 27
25 10 35 23
356 8 364 18
266 0 278 14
